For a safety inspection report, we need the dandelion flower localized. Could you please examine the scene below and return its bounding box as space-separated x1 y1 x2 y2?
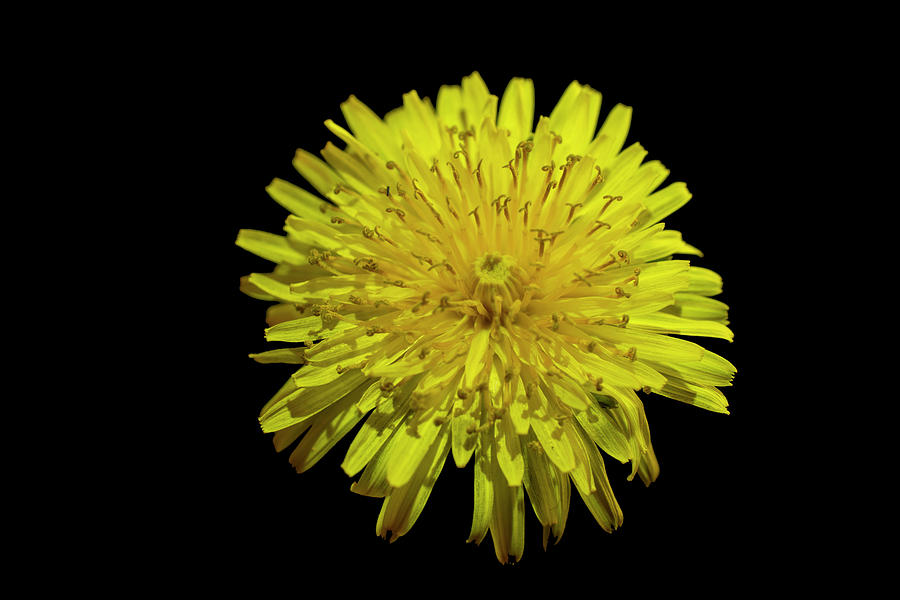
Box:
237 72 735 563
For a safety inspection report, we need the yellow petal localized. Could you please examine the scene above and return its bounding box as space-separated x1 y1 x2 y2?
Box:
637 181 692 228
586 103 632 167
655 375 730 414
350 440 392 499
493 412 524 487
239 274 275 301
467 427 494 545
596 142 647 197
377 428 451 541
685 266 724 296
235 229 306 265
450 392 479 469
529 409 576 474
576 405 631 464
463 327 492 391
401 90 442 158
265 303 305 327
259 370 368 433
549 81 602 157
248 347 306 364
246 273 305 304
436 83 463 129
290 364 346 388
340 94 402 160
663 293 730 323
628 312 734 341
590 325 706 365
615 160 669 204
265 178 336 224
489 457 525 564
461 71 496 129
264 315 355 343
522 432 571 548
652 349 736 388
273 420 312 453
562 419 595 495
572 423 623 532
497 77 535 141
386 392 453 488
637 440 660 486
305 331 388 366
342 377 416 477
632 230 703 262
292 148 345 201
288 382 371 472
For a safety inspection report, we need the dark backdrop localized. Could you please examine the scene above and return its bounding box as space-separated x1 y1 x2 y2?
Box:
181 32 808 585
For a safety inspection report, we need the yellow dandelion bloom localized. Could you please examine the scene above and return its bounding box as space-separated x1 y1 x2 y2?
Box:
237 72 735 563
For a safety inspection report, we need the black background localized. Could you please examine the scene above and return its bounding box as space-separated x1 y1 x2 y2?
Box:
177 26 818 587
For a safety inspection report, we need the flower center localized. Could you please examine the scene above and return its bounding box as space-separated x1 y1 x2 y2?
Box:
472 252 527 316
475 253 511 284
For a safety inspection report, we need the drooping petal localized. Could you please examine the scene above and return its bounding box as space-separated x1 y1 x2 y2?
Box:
376 426 451 542
572 422 623 532
342 377 417 477
576 403 632 465
489 455 525 564
493 411 524 487
451 391 479 469
529 409 576 475
259 369 368 433
522 431 571 549
467 427 494 545
385 388 454 488
289 380 374 472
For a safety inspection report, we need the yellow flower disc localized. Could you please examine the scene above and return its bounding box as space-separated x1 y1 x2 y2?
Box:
237 72 736 564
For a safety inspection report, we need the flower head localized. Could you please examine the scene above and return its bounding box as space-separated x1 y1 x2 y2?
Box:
237 72 735 563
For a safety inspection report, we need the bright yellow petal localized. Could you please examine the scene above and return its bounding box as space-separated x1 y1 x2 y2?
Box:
340 94 403 160
259 369 368 433
493 412 524 487
497 77 535 141
288 382 371 472
235 229 306 265
489 457 525 564
265 178 336 223
451 391 479 469
467 427 494 545
248 347 306 364
586 103 632 167
572 423 623 531
637 181 692 228
386 390 453 488
629 312 734 341
549 81 602 157
529 407 576 474
377 427 451 541
342 377 416 476
663 293 730 323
